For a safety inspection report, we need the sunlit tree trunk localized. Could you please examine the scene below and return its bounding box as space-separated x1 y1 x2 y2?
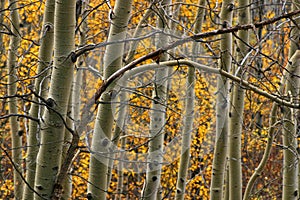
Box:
282 51 300 200
59 1 88 199
209 1 234 199
175 0 206 199
87 1 133 199
7 0 22 199
107 6 153 190
141 1 170 199
282 2 300 199
23 1 55 199
33 0 75 199
228 0 249 199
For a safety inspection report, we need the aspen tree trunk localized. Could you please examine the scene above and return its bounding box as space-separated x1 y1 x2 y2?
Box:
109 8 153 190
7 1 23 198
72 0 87 133
210 1 234 199
60 98 73 200
253 0 264 136
107 78 128 187
175 0 206 199
228 0 249 199
287 2 300 196
60 2 88 199
87 1 132 199
141 1 170 199
282 51 300 200
282 2 300 198
33 0 75 199
23 1 55 199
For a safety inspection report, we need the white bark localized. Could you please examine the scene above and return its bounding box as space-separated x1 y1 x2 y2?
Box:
7 0 22 198
210 1 234 199
282 50 300 200
34 0 75 199
23 1 55 199
141 1 170 199
175 0 206 199
228 0 249 199
87 1 133 199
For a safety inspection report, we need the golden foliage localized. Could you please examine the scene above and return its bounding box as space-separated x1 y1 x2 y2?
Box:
0 0 297 199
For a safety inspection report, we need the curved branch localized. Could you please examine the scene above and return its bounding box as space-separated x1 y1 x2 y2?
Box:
78 59 299 136
0 114 39 122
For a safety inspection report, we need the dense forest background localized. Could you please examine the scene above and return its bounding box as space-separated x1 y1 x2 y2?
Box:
1 0 300 199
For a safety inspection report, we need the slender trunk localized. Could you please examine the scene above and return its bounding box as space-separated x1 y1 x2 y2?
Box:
61 98 73 200
282 50 300 200
141 66 168 200
210 1 234 199
282 2 300 198
228 0 249 199
7 0 22 198
115 133 127 200
60 2 88 199
72 0 87 132
289 0 300 197
243 103 278 200
107 78 128 186
33 0 75 199
253 0 263 136
87 1 133 199
175 0 206 199
141 1 170 199
23 1 55 199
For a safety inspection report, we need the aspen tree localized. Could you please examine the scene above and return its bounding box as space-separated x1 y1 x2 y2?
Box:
210 1 234 199
141 1 170 199
282 48 300 200
33 0 76 199
228 0 249 199
7 0 23 198
87 1 133 199
281 1 300 199
175 0 206 199
23 1 55 199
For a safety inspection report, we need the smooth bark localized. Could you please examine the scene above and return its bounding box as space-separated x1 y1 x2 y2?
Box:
175 0 206 199
228 0 249 199
33 0 75 199
282 50 300 200
87 1 133 199
210 1 234 199
23 1 55 199
141 1 170 199
7 0 23 198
